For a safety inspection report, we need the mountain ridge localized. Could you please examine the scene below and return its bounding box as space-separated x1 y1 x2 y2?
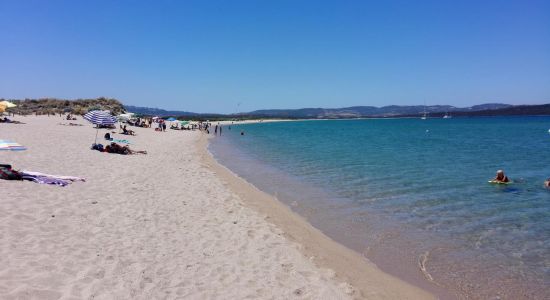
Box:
126 103 529 118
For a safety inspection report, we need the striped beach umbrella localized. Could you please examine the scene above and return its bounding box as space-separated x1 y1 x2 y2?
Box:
83 110 117 126
0 139 26 151
83 110 117 144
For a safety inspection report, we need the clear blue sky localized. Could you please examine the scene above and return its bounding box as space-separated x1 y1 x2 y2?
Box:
1 0 549 113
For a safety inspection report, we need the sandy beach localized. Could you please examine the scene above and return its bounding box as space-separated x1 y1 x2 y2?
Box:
1 116 433 299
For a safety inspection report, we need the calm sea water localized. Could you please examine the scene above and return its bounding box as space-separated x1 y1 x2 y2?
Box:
209 117 550 299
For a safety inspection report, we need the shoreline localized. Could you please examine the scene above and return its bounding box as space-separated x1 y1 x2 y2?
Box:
207 117 550 300
2 115 432 299
200 133 435 299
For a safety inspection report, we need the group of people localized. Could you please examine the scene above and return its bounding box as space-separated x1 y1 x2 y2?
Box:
122 117 202 132
128 117 154 128
156 121 167 132
199 122 226 136
491 169 550 188
170 124 194 130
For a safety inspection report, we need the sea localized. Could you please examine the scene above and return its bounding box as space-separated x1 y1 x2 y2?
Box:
209 116 550 299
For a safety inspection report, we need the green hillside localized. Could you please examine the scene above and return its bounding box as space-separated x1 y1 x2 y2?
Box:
2 97 126 115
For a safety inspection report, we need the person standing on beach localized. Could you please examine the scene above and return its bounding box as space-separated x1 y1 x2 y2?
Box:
219 125 222 136
215 124 218 135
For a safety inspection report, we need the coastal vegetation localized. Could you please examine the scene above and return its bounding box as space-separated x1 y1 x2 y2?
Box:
1 97 126 116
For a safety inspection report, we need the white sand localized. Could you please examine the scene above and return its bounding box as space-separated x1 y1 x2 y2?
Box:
0 116 433 299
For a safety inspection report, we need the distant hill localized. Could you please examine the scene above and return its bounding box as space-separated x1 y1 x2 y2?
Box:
124 103 550 119
3 97 126 115
245 103 514 118
124 105 199 117
437 104 550 117
9 99 545 119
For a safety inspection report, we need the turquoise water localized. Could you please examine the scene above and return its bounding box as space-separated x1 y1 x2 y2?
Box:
210 117 550 299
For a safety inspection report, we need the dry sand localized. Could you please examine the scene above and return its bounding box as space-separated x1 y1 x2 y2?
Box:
0 116 433 299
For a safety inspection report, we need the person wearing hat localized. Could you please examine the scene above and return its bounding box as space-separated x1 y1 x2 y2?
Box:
492 170 510 183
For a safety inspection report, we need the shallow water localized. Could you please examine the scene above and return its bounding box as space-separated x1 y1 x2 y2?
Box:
210 117 550 299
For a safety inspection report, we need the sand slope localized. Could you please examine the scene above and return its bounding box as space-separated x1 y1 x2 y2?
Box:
0 116 352 299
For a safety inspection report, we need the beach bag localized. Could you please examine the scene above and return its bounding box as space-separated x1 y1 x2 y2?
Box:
0 166 22 180
91 143 104 151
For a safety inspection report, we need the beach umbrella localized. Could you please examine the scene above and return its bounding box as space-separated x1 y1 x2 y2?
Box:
0 101 16 113
164 117 177 127
179 120 189 128
84 110 117 125
83 110 117 143
0 139 26 151
117 113 135 121
0 101 16 108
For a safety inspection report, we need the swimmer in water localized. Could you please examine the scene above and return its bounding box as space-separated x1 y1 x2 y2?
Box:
492 170 510 183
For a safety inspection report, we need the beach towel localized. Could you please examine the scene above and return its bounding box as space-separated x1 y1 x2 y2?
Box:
0 140 27 151
20 171 85 182
21 174 70 186
111 139 131 144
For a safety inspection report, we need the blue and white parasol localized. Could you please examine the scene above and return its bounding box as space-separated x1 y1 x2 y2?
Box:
83 110 118 144
0 139 26 151
84 110 117 126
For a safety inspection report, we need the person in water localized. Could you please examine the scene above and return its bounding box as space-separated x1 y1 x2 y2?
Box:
493 170 510 183
544 178 550 188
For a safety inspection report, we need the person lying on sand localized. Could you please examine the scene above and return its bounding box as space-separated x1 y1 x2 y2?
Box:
492 170 510 183
1 117 25 124
104 142 146 155
58 122 83 126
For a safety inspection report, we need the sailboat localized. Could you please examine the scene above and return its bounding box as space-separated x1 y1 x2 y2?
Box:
421 105 428 120
443 112 452 119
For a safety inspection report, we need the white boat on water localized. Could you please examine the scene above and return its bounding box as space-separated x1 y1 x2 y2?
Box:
421 106 428 119
443 112 452 119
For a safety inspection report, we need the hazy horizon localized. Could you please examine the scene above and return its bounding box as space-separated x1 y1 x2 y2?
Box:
123 101 545 115
1 0 549 113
